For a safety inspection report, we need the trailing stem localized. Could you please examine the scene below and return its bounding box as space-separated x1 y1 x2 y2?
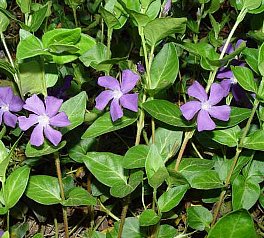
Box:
212 99 259 225
54 153 69 238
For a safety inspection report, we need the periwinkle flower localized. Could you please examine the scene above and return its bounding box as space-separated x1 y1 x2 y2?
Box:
18 95 70 146
162 0 172 16
48 75 73 100
137 62 145 74
95 69 139 122
180 81 231 132
0 87 23 128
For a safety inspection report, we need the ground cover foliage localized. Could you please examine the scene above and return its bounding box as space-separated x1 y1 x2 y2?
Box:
0 0 263 237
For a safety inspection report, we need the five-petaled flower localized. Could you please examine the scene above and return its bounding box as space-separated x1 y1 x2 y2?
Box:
95 69 139 122
18 95 70 146
180 81 231 131
0 87 24 128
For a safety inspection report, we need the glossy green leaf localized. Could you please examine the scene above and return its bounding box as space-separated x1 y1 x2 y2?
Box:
143 99 194 127
243 158 264 184
231 66 258 93
0 0 7 8
4 166 30 209
144 18 187 46
83 152 126 187
243 0 261 10
179 158 214 175
158 185 189 212
19 58 47 96
149 43 179 94
207 209 257 238
145 144 169 189
243 129 264 151
82 111 137 138
45 63 58 88
232 175 260 210
26 175 61 205
123 145 149 169
157 225 177 238
139 209 161 226
242 48 259 74
208 125 241 147
29 3 49 32
187 206 213 231
16 0 31 13
258 42 264 76
0 60 15 78
145 0 160 20
25 140 66 157
0 11 9 33
0 140 8 182
62 187 96 206
59 91 87 134
76 33 96 56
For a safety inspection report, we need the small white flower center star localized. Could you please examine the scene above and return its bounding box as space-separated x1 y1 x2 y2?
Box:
112 90 123 100
201 101 211 111
1 104 9 112
230 76 238 84
38 114 50 127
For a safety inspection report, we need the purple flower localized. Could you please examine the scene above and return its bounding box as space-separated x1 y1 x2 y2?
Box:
180 81 231 132
162 0 172 16
95 69 139 122
48 75 73 100
0 87 23 128
0 230 4 237
18 95 70 146
137 62 145 74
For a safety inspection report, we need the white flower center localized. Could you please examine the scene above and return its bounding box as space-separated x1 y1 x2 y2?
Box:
38 114 50 127
1 104 9 112
230 76 238 84
112 90 123 100
201 101 211 111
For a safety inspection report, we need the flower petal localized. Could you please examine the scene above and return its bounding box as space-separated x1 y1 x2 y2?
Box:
197 110 216 131
0 87 13 104
216 67 234 79
95 90 114 110
3 111 17 128
49 112 71 127
208 83 225 105
9 95 24 112
98 76 120 90
187 81 207 102
30 124 44 146
235 39 245 49
23 94 45 115
220 43 234 54
180 101 201 120
220 79 232 97
120 70 139 94
0 111 3 125
45 96 63 117
110 99 123 121
209 105 231 121
119 93 138 112
18 114 39 131
44 125 62 146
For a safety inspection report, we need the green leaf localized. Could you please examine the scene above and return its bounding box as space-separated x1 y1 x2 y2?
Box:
231 66 258 93
45 63 58 88
207 209 257 238
151 127 183 160
1 231 9 238
243 129 264 151
185 171 224 189
82 111 137 138
0 60 15 78
0 0 7 9
59 91 87 134
76 33 96 56
17 30 48 60
216 107 251 128
25 140 66 157
143 99 194 127
123 145 149 169
16 0 31 13
4 166 30 209
62 187 96 206
232 175 260 210
139 209 161 226
243 48 259 74
0 140 8 182
243 0 261 10
144 18 187 46
29 3 49 32
179 158 214 172
145 144 169 189
258 42 264 76
42 28 81 48
207 126 241 147
157 225 177 238
0 11 9 33
99 6 126 29
83 152 126 187
149 43 179 94
26 175 62 205
158 185 189 212
187 206 213 231
110 170 144 198
19 58 47 96
146 0 160 20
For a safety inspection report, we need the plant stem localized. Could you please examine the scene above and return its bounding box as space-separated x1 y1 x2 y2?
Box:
54 154 69 238
211 99 259 225
72 7 78 27
99 201 120 221
7 210 10 232
174 130 195 171
107 27 113 60
117 195 130 238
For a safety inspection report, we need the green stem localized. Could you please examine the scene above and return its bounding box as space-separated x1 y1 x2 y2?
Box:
117 195 130 238
54 216 59 238
7 210 10 232
211 99 259 225
72 7 78 27
99 201 120 221
54 154 69 238
107 27 113 60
